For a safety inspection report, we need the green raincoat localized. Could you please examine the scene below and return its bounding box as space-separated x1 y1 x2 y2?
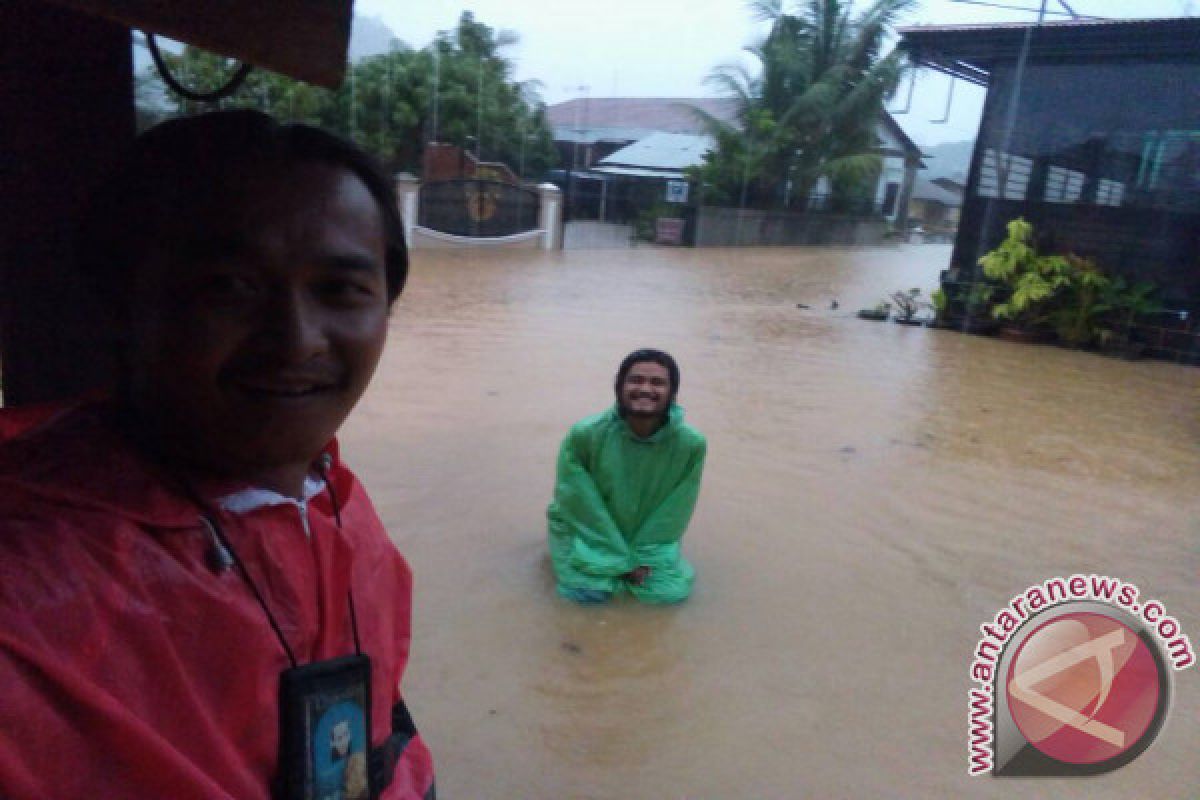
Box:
547 405 706 603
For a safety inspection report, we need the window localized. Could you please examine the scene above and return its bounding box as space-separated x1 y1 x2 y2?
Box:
1044 166 1085 203
978 148 1031 200
1095 179 1124 207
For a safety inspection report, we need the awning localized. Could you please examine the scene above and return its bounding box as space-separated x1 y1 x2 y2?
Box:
590 165 687 180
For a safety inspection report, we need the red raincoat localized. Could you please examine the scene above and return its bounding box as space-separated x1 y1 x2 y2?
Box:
0 404 434 799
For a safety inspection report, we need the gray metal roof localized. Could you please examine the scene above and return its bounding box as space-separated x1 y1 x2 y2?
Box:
911 176 963 206
597 132 714 173
899 17 1200 85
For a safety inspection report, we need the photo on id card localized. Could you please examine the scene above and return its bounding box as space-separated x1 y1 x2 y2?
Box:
279 654 373 800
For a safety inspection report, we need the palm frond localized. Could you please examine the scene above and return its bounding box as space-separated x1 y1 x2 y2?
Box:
748 0 785 22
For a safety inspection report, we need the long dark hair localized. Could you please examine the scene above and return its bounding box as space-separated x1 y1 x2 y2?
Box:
614 349 680 416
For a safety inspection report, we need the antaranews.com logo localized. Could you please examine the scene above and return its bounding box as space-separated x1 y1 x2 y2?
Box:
967 574 1194 776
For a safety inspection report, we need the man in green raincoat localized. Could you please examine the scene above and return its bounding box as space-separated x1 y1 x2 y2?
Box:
547 349 706 604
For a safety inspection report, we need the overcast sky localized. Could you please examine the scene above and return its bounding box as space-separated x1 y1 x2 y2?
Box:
355 0 1196 146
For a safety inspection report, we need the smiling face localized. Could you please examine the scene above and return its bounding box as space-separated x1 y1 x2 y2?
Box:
120 161 389 489
619 361 672 419
330 720 352 759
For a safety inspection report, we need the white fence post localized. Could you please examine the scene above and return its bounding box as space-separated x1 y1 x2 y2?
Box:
394 173 419 247
537 182 562 250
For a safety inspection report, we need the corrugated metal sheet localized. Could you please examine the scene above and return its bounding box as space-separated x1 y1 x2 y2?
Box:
900 17 1200 83
597 132 714 172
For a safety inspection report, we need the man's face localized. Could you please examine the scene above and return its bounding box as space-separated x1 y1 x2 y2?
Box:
122 162 390 478
331 720 351 758
620 361 672 418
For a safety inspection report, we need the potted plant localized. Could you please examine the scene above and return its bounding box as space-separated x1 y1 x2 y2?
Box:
979 218 1069 343
930 288 947 326
1046 254 1111 348
856 301 891 321
1097 277 1162 358
890 288 931 325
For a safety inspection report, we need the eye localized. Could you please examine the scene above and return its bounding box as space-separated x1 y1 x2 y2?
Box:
194 273 259 301
317 278 377 305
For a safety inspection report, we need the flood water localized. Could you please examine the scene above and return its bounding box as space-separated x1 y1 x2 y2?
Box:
340 243 1199 799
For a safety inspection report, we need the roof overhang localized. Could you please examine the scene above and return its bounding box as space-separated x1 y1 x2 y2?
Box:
899 17 1200 87
591 165 686 180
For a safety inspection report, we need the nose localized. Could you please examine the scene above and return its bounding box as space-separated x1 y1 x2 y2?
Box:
257 289 330 363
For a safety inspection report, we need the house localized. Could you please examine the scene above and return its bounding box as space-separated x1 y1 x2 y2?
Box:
545 97 736 171
909 176 965 240
900 17 1200 308
545 97 923 228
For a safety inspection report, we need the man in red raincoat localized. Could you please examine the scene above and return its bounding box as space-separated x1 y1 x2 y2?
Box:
0 112 434 799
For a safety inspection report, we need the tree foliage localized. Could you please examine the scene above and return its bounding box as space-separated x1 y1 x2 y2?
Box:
690 0 914 210
138 12 557 179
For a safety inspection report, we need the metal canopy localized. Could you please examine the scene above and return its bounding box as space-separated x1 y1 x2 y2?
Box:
899 17 1200 86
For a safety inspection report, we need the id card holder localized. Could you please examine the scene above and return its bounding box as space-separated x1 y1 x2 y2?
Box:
278 654 374 800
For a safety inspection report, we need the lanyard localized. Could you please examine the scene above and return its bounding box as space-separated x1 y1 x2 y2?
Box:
190 464 363 669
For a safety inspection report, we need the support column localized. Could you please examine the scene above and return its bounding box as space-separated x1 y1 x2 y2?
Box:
394 173 419 247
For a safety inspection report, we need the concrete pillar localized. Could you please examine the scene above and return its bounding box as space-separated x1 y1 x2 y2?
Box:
537 182 562 250
394 173 419 247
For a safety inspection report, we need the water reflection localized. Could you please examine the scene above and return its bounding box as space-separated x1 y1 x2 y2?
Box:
341 244 1199 799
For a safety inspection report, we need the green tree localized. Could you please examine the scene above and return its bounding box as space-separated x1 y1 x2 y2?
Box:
138 12 556 178
690 0 913 210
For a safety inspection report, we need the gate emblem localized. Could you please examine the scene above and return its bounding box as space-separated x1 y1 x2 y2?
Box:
465 182 501 222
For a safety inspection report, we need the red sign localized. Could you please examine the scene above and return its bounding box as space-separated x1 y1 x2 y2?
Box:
655 218 685 245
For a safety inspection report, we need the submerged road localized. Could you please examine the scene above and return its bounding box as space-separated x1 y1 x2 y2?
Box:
342 244 1199 799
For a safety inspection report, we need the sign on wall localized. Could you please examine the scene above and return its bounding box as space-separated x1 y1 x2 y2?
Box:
665 180 689 204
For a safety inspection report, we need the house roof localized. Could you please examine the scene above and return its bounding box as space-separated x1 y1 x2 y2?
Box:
911 176 962 206
552 126 659 146
597 132 714 173
546 97 739 135
899 17 1200 86
877 112 924 161
549 97 923 162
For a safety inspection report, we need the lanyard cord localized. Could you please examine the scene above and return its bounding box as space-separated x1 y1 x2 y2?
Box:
112 411 362 665
190 462 365 668
200 513 299 669
315 454 364 657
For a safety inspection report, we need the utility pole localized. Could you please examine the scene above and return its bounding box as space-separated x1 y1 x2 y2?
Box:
476 57 484 159
431 37 440 144
564 84 589 223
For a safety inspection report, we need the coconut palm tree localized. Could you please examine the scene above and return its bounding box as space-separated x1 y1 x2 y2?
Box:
691 0 914 210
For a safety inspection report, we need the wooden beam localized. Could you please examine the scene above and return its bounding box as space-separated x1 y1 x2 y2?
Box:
41 0 352 88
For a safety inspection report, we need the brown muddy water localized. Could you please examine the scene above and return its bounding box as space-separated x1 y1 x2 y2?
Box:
341 244 1199 799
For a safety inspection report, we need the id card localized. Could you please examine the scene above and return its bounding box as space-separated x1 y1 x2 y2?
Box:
278 655 373 800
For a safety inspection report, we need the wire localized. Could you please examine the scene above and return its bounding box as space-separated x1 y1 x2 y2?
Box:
947 0 1105 18
145 33 254 103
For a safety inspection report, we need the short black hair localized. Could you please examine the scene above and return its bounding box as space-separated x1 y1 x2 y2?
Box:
78 110 407 306
614 348 680 411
